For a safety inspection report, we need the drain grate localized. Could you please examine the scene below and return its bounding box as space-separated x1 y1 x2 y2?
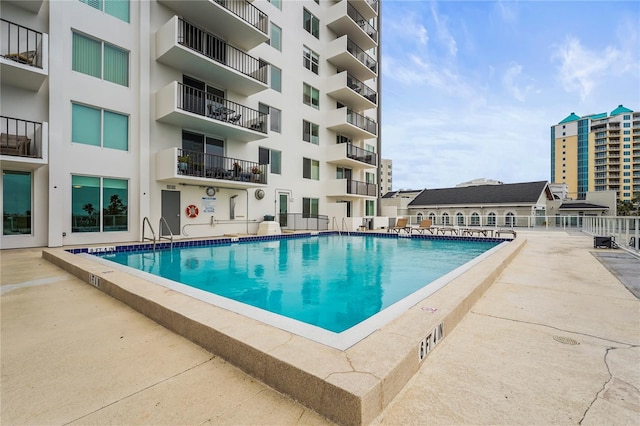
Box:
553 335 580 345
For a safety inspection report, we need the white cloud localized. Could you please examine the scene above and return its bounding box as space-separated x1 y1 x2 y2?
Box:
496 0 518 24
552 37 635 101
502 63 535 102
386 11 429 47
430 2 457 57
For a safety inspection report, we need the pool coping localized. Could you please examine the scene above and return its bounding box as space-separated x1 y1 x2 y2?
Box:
42 232 525 425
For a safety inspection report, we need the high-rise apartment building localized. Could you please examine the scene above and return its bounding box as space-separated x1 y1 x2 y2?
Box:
1 0 380 249
379 158 392 196
551 105 639 202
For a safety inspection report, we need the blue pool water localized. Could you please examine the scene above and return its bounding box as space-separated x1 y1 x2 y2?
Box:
97 235 500 333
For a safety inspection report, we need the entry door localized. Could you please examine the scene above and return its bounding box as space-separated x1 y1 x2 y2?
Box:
161 190 180 236
278 193 288 227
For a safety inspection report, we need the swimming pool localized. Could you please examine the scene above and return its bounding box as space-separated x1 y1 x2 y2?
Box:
93 234 501 335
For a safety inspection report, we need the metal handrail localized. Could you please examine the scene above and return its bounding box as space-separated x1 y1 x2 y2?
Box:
342 217 350 236
142 217 156 250
159 217 174 248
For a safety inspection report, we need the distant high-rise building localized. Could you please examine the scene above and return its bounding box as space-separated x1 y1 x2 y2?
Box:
551 105 639 202
380 158 392 196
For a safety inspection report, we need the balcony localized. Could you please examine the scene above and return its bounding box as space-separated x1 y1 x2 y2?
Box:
157 0 268 50
349 0 378 20
0 19 48 91
327 107 377 139
326 71 376 111
156 17 268 96
327 35 377 81
326 178 377 198
326 143 377 168
156 148 267 189
156 82 268 142
327 1 377 51
4 0 43 13
0 116 48 169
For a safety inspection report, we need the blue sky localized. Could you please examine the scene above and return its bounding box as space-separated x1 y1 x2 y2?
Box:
380 0 640 190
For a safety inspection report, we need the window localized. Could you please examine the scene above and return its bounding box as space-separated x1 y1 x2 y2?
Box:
79 0 130 22
3 171 31 235
259 103 281 133
303 46 319 74
366 200 375 216
303 198 319 218
336 134 351 144
72 175 128 233
72 32 129 86
271 149 281 174
442 212 450 225
303 120 319 144
623 114 631 120
624 130 630 135
365 172 375 184
428 212 436 224
303 8 319 38
623 123 630 128
624 137 630 142
487 212 496 226
303 158 319 180
456 212 465 226
505 212 515 226
270 65 281 92
303 83 319 109
269 0 281 10
259 147 270 165
72 103 128 150
471 212 480 226
269 23 282 51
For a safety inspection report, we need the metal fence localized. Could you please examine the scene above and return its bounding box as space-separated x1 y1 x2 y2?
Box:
278 213 329 231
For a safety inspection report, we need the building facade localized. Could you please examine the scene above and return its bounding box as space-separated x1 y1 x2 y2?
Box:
551 105 640 202
1 0 380 249
379 157 391 196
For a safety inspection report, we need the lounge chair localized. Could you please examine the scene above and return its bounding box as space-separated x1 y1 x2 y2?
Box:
412 219 435 234
388 217 410 234
495 229 517 238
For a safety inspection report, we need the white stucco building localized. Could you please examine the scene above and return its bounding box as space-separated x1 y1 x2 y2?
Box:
1 0 380 249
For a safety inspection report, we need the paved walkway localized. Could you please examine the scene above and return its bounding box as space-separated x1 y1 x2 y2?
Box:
1 231 639 425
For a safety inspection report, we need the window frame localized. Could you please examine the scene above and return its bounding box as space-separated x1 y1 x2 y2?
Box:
72 102 129 151
303 83 319 109
303 45 319 74
303 120 319 144
303 8 319 38
269 22 282 51
303 197 319 218
72 31 129 86
303 157 319 180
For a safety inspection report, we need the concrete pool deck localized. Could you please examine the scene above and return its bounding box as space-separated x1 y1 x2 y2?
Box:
1 230 639 425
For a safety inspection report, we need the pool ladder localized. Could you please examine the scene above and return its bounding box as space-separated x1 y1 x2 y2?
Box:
331 217 350 236
142 217 175 250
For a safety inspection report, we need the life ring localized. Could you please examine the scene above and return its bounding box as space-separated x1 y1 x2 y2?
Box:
185 205 199 218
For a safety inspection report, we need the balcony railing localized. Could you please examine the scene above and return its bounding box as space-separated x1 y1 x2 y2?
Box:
347 179 377 196
178 83 267 133
347 73 377 104
178 18 267 84
214 0 268 34
343 143 377 166
347 109 377 135
1 116 43 158
347 2 377 42
347 38 377 74
0 19 43 68
177 149 267 184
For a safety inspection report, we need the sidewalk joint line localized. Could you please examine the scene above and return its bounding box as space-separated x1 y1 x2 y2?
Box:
470 311 639 347
62 355 216 425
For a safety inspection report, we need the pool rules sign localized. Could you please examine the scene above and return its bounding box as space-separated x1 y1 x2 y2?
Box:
418 322 444 362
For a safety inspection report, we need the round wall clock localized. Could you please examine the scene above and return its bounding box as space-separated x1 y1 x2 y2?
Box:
205 187 216 196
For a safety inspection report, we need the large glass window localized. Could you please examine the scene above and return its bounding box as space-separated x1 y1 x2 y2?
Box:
303 83 319 109
72 175 128 233
72 103 129 150
2 171 31 235
72 32 129 86
303 8 319 38
303 198 319 218
366 200 375 216
270 65 281 92
259 103 281 133
303 120 319 144
269 23 282 51
303 46 319 74
271 149 281 174
269 0 281 10
303 158 319 180
79 0 130 22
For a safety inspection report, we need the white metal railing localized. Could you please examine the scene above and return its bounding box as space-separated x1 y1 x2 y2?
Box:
582 216 639 251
